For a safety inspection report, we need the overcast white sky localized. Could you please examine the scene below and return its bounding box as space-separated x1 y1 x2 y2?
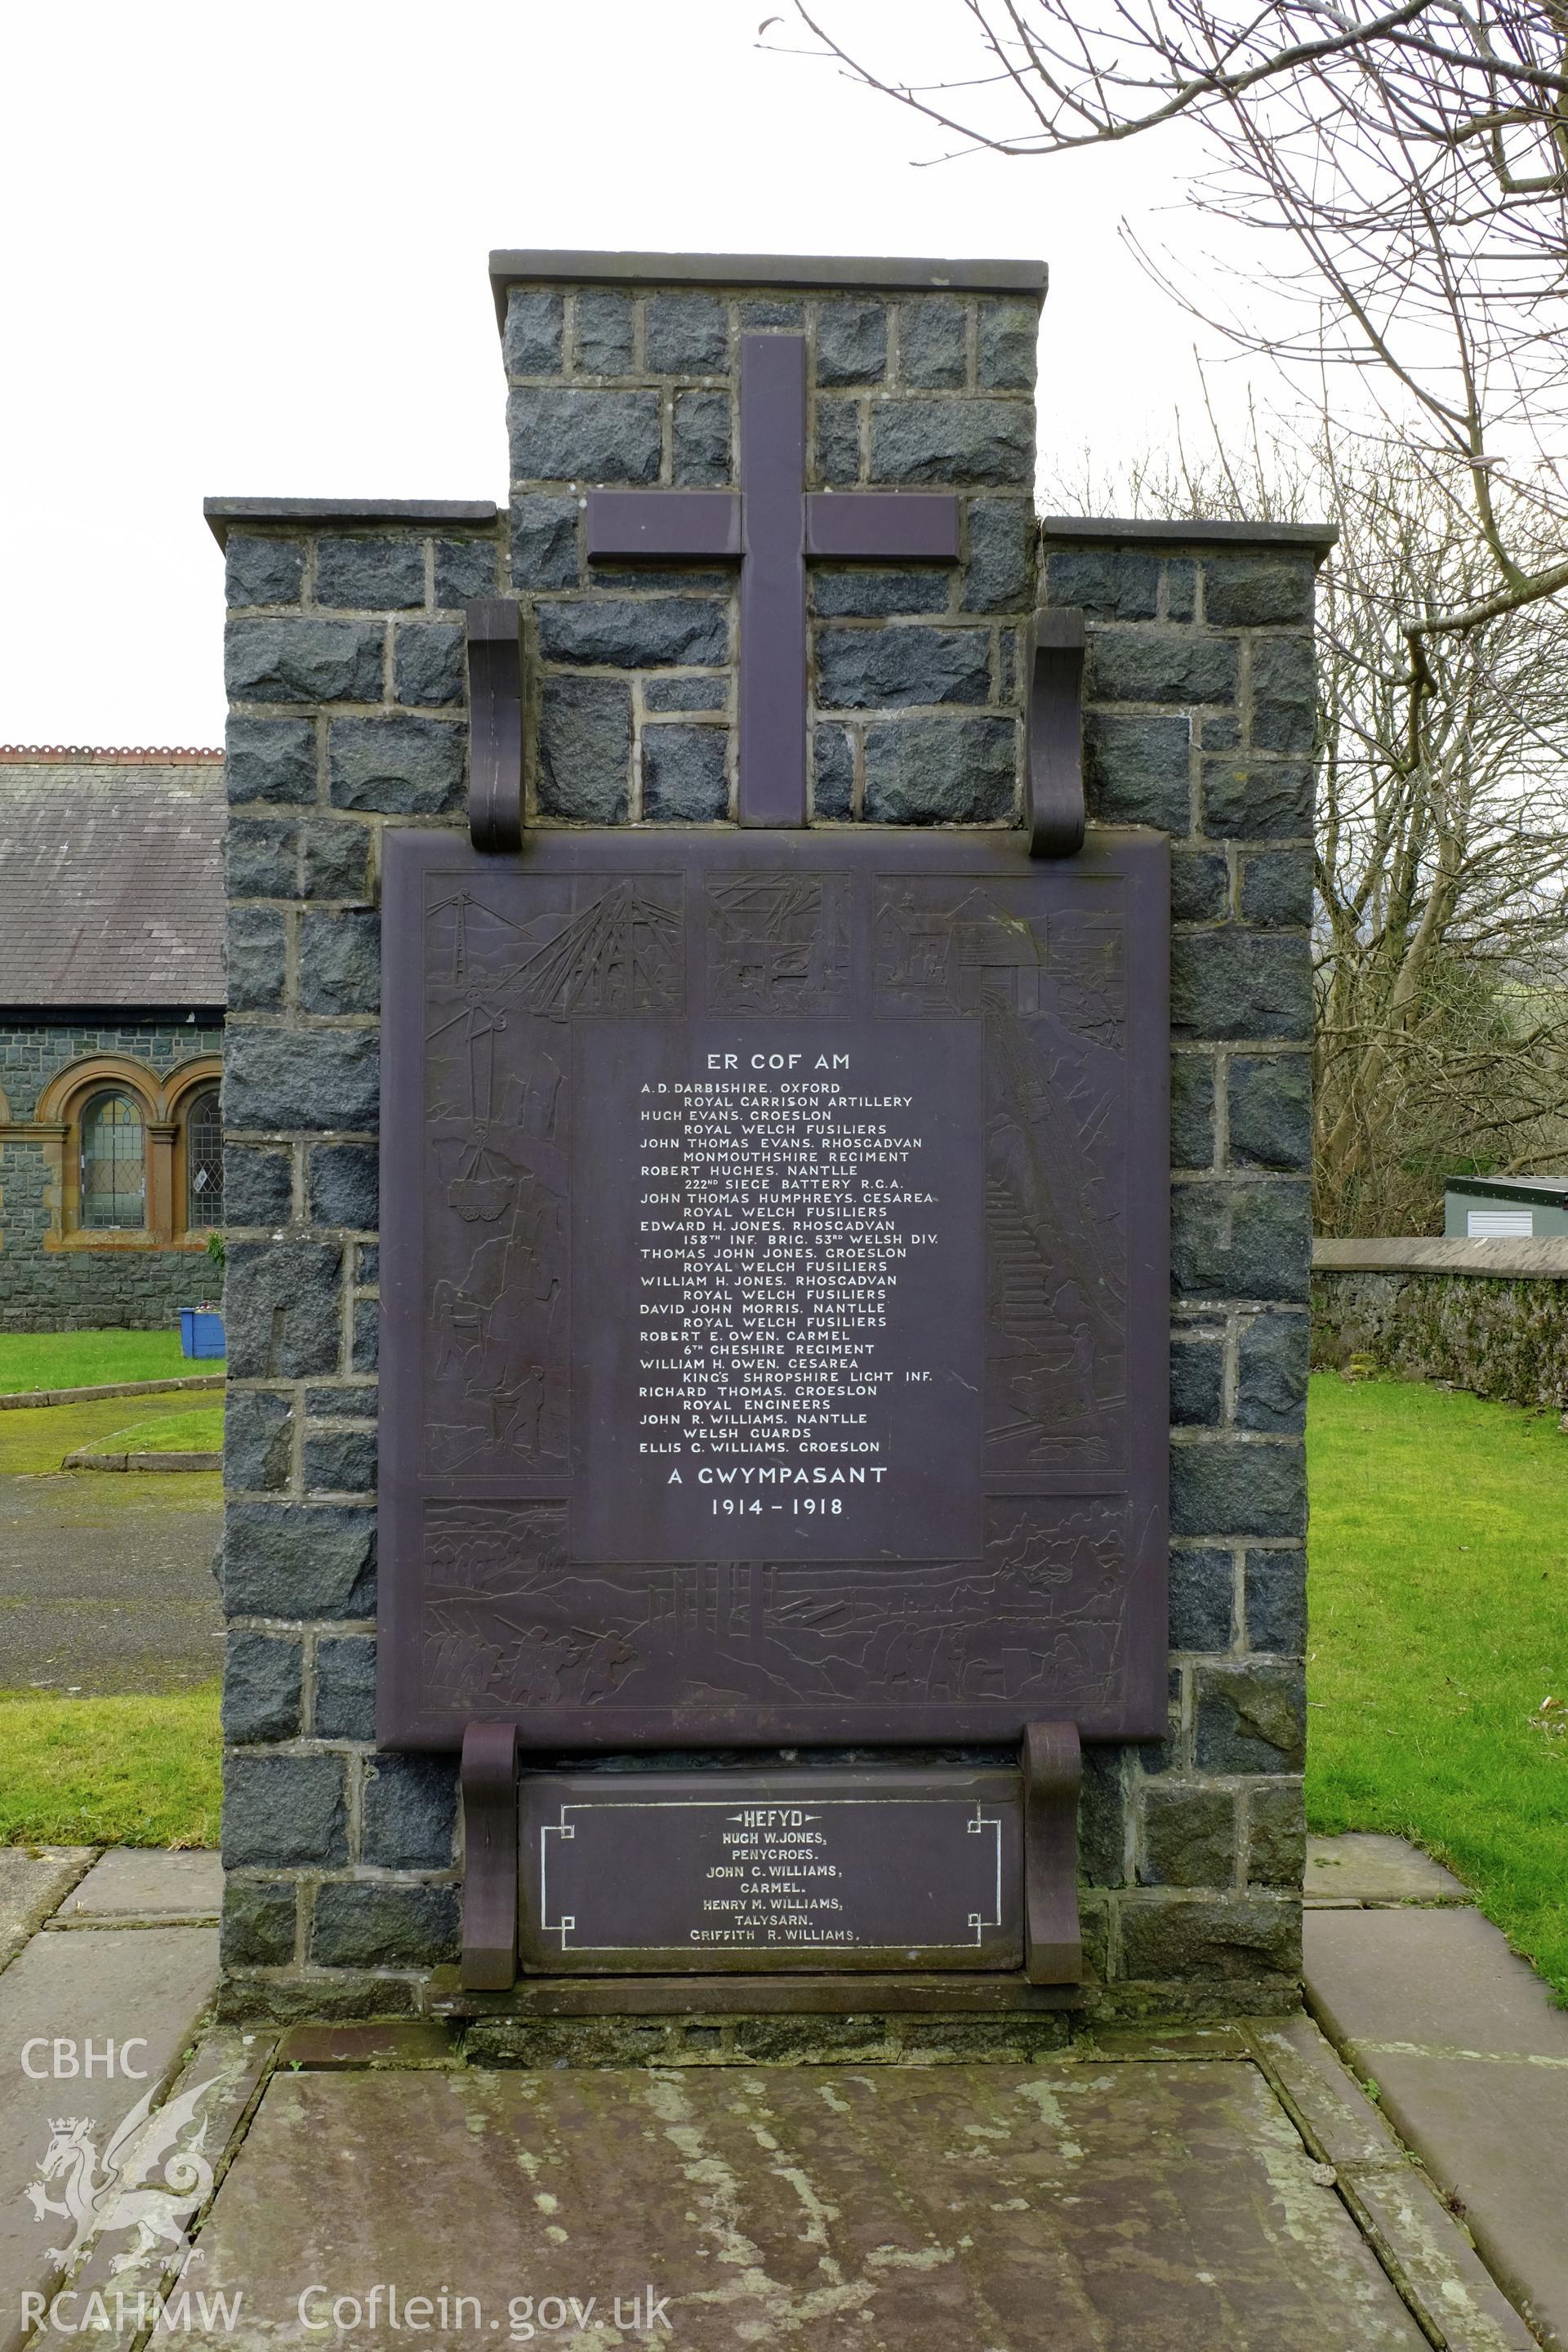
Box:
0 0 1237 747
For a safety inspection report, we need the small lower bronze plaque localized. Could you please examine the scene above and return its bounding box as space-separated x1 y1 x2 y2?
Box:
517 1769 1022 1973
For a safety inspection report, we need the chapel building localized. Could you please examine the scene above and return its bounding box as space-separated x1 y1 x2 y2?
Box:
0 746 225 1331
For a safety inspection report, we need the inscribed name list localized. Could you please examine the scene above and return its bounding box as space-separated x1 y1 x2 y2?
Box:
517 1772 1023 1971
570 1021 982 1562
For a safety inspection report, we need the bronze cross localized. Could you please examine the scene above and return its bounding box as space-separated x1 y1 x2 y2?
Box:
586 335 960 828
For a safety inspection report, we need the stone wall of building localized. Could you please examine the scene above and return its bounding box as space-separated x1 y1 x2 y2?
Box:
215 259 1328 2031
0 1019 225 1330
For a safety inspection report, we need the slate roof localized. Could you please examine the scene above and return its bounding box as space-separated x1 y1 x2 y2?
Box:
0 755 225 1007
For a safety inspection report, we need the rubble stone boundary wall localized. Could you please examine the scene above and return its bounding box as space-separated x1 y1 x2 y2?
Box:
1312 1237 1568 1410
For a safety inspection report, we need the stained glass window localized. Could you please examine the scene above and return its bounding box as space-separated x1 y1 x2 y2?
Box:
80 1092 146 1230
185 1087 223 1228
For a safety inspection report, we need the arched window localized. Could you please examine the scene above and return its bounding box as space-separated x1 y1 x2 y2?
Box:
79 1092 146 1231
185 1086 223 1229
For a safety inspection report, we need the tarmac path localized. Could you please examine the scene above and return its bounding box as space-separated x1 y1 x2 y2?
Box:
0 1469 222 1693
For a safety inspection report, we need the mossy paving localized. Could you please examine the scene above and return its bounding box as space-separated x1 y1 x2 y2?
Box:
173 2061 1427 2349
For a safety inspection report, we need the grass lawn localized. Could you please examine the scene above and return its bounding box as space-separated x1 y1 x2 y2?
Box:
0 1392 224 1481
1307 1372 1568 2000
0 1685 220 1846
0 1328 219 1394
99 1405 224 1454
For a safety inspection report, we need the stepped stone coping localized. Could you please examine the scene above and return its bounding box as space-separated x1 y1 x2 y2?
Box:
203 496 498 547
489 247 1048 318
1042 513 1339 550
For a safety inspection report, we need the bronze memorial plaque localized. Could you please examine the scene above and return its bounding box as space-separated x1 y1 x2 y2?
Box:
515 1768 1023 1973
378 825 1169 1753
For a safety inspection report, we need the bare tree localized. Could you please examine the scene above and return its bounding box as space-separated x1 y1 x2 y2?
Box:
781 1 1568 758
1054 408 1568 1230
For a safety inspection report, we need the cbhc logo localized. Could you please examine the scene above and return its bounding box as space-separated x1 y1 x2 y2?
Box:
20 2039 149 2078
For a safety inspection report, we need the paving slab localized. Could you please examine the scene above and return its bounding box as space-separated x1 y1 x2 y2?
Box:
1245 2016 1539 2351
0 1852 93 1969
1305 1902 1568 2350
56 1849 222 1922
1345 2167 1542 2352
0 1925 218 2352
23 2026 275 2352
1067 2021 1250 2061
1306 1833 1470 1907
169 2060 1426 2350
1305 1904 1568 2058
1245 2013 1394 2170
1355 2053 1568 2350
277 2020 455 2069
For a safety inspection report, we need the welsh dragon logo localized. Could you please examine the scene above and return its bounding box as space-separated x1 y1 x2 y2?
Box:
24 2074 221 2273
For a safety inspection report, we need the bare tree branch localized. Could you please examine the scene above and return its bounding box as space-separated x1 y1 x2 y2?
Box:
786 0 1568 746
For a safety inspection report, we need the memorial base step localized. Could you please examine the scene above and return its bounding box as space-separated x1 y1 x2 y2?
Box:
427 1965 1089 2019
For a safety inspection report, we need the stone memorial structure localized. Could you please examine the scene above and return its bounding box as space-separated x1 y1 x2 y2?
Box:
212 249 1328 2042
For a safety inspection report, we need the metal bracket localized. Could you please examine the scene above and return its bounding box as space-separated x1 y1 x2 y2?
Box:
460 1721 520 1989
1026 607 1087 859
465 600 524 854
1022 1721 1083 1984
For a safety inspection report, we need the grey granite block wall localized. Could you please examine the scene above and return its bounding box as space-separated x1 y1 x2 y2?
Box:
217 506 499 2018
212 265 1325 2030
1040 519 1324 2007
503 276 1039 827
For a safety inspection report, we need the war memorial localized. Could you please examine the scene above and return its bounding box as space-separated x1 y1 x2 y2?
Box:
212 247 1327 2042
7 239 1552 2352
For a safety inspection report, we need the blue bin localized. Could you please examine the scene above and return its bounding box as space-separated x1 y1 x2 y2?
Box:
180 1308 226 1360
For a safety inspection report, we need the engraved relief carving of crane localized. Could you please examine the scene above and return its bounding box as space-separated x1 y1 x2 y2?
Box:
510 882 680 1016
